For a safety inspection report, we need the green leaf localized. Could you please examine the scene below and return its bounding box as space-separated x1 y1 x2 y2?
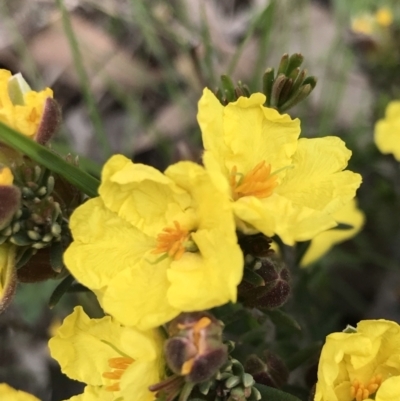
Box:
0 121 100 197
49 275 75 308
255 384 303 401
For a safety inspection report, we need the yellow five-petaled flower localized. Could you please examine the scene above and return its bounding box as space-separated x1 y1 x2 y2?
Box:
198 88 362 246
64 156 243 329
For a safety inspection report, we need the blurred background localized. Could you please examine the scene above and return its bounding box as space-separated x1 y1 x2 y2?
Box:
1 0 400 400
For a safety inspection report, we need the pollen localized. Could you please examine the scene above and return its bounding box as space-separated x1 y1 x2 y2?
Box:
350 374 382 401
103 357 134 392
152 220 190 260
230 161 278 200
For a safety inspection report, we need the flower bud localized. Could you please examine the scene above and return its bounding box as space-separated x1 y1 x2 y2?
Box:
165 312 228 383
238 256 291 309
245 351 289 389
238 233 273 258
35 97 62 145
0 166 21 231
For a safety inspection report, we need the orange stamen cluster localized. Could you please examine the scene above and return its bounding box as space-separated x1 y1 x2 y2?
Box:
103 357 134 392
152 221 190 260
179 317 212 375
230 161 278 200
350 374 382 401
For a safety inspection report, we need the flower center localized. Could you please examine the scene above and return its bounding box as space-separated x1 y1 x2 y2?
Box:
178 317 212 375
350 374 382 401
230 161 279 201
103 357 135 392
152 221 197 261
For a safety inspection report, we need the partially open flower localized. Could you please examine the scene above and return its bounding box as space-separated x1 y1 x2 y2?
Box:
315 319 400 401
0 69 60 144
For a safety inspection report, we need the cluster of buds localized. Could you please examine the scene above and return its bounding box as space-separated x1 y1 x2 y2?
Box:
237 234 291 310
214 53 317 113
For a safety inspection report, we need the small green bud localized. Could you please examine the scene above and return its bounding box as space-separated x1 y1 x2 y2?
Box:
165 312 228 383
245 351 289 389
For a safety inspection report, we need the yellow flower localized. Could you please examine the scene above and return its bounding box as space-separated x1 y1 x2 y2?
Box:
49 306 163 401
301 199 365 267
64 155 243 329
198 88 362 245
375 8 393 28
351 14 375 35
351 8 393 36
374 101 400 161
315 319 400 401
0 383 40 401
0 69 53 139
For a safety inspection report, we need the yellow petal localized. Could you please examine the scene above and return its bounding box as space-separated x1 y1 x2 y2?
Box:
0 166 13 185
99 155 191 237
374 101 400 161
277 137 362 215
301 199 365 266
0 383 40 401
376 376 400 401
101 258 180 330
165 161 243 310
200 88 300 178
65 197 154 290
49 306 124 385
120 361 160 401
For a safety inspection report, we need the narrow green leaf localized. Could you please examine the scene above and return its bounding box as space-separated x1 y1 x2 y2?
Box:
49 274 74 308
255 384 303 401
0 121 100 197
